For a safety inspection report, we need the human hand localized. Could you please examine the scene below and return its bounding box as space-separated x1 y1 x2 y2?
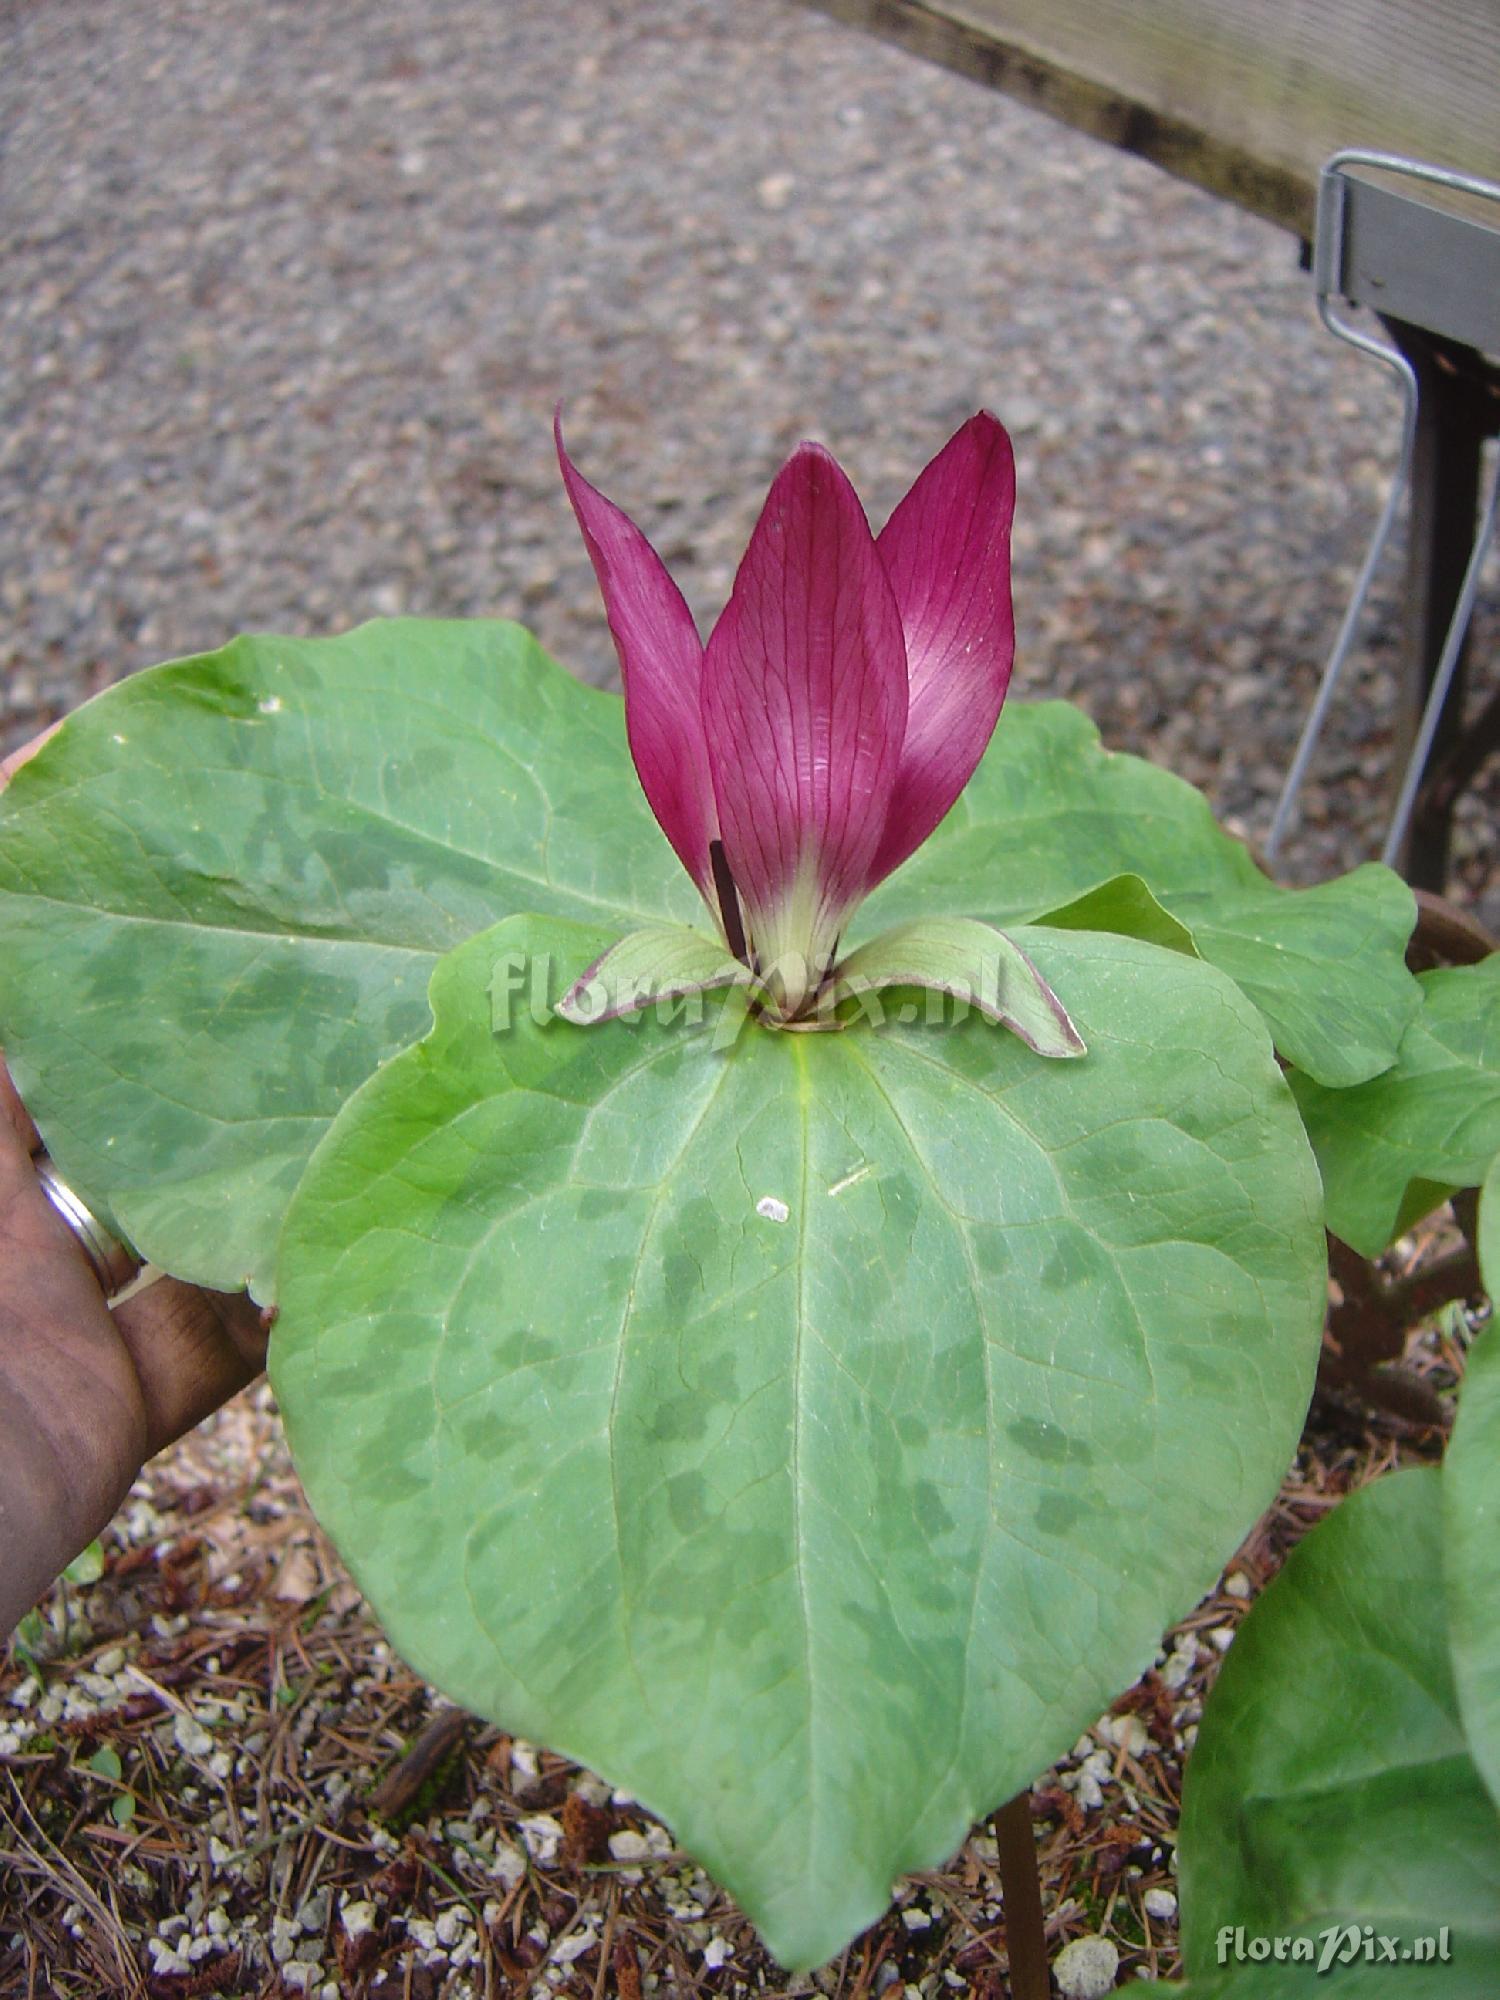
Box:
1 729 270 1638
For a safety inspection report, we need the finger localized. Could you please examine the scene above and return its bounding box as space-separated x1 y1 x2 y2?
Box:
109 1279 271 1460
0 721 63 792
0 1054 42 1154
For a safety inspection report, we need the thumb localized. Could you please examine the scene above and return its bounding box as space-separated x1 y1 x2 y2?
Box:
109 1278 272 1461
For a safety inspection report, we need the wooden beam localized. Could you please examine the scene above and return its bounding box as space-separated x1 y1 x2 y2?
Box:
795 0 1500 238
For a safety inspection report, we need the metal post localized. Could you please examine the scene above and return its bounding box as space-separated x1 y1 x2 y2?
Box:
1382 320 1495 888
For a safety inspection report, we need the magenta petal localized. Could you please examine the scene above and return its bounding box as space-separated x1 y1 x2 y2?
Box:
870 411 1017 882
556 415 717 897
701 443 908 988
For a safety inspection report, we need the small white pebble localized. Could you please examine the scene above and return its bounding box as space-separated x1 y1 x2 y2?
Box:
519 1813 564 1864
1143 1887 1177 1922
1160 1641 1197 1691
1054 1934 1120 1998
340 1900 377 1940
552 1926 598 1965
702 1937 731 1970
148 1941 190 1976
901 1907 933 1932
1207 1624 1236 1653
299 1889 330 1936
1224 1571 1251 1599
1100 1714 1149 1757
490 1840 526 1888
173 1713 214 1759
93 1646 125 1677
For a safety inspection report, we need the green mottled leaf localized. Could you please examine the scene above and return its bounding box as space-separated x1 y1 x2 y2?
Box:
0 621 689 1297
834 917 1084 1055
273 915 1324 1969
1289 959 1500 1257
554 923 744 1025
863 702 1418 1087
1447 1173 1500 1814
1179 1469 1500 1995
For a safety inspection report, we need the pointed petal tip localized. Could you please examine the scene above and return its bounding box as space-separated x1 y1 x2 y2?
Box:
867 411 1018 884
552 421 719 903
760 437 870 518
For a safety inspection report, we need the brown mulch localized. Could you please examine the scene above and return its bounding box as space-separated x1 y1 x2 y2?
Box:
1 1221 1479 2000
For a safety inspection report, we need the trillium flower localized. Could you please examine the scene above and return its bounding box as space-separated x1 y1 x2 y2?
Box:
555 412 1082 1057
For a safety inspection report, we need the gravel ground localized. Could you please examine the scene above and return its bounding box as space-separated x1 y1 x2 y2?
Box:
1 0 1494 912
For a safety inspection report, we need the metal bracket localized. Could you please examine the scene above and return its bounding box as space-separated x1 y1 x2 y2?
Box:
1266 150 1500 873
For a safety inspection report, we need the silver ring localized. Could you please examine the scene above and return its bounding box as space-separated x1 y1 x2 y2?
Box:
33 1157 141 1299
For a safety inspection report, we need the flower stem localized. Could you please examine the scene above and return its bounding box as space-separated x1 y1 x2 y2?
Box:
992 1790 1049 2000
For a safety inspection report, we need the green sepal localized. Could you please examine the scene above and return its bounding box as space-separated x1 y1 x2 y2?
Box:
833 917 1085 1057
556 923 746 1025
